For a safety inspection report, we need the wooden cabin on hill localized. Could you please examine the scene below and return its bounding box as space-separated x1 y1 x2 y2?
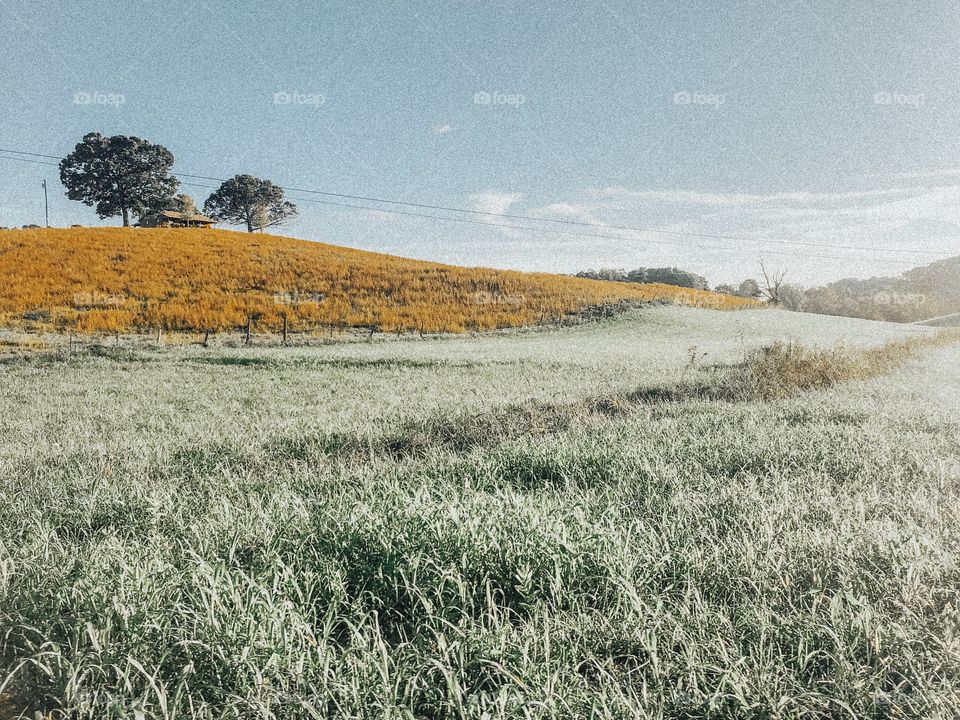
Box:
137 210 216 228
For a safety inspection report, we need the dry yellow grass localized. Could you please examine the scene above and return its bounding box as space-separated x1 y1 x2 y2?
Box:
0 227 756 334
740 332 960 399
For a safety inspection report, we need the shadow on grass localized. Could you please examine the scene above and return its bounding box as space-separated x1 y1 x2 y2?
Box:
190 356 488 370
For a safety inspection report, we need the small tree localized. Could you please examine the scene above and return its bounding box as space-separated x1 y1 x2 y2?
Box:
176 194 198 225
59 133 179 226
139 192 198 224
203 175 297 233
737 278 761 298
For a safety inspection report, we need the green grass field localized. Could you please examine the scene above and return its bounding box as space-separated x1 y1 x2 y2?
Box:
2 306 959 718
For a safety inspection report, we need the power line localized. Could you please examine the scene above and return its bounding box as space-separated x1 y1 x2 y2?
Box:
177 179 925 265
213 178 953 259
0 151 932 266
154 179 955 267
0 154 59 167
3 147 947 258
0 147 954 266
0 150 60 160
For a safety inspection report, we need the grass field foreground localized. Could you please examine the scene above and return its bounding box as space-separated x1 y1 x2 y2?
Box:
1 307 959 718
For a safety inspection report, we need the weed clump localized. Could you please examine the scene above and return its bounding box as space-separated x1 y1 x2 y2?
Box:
738 332 960 400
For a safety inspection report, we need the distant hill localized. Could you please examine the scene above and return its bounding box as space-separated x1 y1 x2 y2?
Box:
0 228 756 335
804 255 960 323
916 312 960 327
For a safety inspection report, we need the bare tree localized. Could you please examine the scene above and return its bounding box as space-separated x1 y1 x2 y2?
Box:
758 258 788 305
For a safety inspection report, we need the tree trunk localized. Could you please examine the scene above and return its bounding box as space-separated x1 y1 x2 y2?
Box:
122 207 130 227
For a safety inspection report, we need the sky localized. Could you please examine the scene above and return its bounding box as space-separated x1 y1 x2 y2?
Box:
2 0 960 286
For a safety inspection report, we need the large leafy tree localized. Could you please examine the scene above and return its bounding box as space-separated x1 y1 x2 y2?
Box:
59 133 179 226
203 175 297 233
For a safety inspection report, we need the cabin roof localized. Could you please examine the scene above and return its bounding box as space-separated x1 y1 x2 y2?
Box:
147 210 216 223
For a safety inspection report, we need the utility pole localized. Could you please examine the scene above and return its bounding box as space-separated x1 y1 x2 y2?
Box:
42 179 49 227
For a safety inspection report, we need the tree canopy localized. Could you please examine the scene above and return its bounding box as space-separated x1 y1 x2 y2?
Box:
59 133 179 226
202 175 297 233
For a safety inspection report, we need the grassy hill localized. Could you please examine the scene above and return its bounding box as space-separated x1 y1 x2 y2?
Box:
804 254 960 323
0 228 754 335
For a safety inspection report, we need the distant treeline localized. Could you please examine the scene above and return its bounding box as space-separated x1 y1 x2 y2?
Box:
571 254 960 324
803 256 960 323
576 267 710 291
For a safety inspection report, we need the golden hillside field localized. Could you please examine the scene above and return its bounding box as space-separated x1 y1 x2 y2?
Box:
0 227 757 334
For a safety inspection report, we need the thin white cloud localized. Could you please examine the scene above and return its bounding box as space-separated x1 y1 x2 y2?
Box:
468 190 523 216
347 181 960 285
593 185 933 207
527 202 605 225
432 124 454 135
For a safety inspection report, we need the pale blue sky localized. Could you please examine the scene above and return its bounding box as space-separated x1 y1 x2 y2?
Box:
2 1 960 284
